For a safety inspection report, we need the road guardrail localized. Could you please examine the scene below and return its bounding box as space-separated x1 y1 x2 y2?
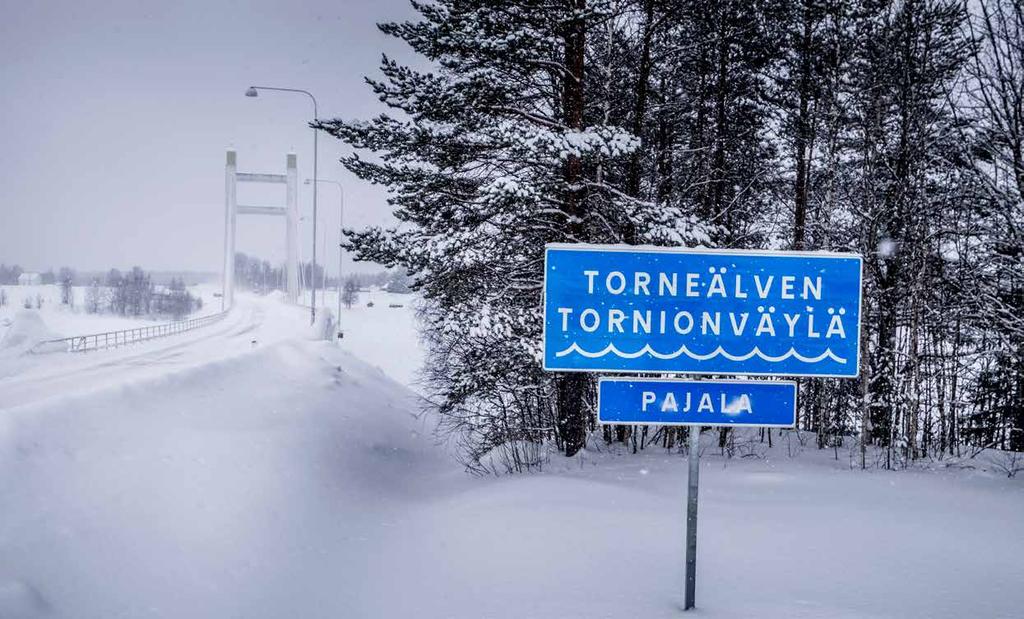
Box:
32 310 229 353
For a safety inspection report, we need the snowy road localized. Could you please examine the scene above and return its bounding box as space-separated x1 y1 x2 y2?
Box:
0 294 308 413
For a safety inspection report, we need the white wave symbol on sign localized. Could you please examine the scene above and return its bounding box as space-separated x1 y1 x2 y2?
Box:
554 342 847 364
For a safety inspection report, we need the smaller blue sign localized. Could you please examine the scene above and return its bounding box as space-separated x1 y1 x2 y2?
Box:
598 378 797 427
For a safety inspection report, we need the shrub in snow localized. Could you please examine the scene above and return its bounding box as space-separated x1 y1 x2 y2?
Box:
988 448 1023 478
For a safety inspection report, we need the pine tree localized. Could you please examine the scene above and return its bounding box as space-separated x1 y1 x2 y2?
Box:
58 267 76 306
837 0 972 465
85 279 103 314
962 0 1024 450
318 0 709 467
342 278 360 309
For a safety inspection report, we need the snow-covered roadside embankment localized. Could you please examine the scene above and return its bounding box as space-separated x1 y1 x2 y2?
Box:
0 339 453 618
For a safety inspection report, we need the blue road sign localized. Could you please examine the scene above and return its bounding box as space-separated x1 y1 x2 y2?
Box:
543 244 862 377
598 378 797 427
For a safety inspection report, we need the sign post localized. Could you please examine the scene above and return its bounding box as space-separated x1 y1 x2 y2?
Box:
541 243 862 612
685 426 700 611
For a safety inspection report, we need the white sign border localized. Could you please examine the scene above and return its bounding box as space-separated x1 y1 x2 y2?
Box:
541 243 864 379
596 376 799 428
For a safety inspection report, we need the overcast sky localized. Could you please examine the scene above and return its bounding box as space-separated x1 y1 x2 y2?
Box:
0 0 416 275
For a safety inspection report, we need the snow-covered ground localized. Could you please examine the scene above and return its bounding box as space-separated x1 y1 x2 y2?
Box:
0 291 1021 618
317 287 423 389
0 284 222 345
0 285 155 345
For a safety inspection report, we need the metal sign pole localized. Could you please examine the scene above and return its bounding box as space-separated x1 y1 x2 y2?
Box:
685 426 701 611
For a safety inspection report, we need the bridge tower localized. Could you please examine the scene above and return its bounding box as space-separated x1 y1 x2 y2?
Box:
223 150 299 309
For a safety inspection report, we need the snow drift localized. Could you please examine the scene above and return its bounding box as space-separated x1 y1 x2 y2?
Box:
0 338 450 618
0 310 62 355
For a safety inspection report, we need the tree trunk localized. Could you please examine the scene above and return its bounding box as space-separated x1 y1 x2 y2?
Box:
792 0 814 251
709 3 731 234
558 0 589 457
625 0 656 210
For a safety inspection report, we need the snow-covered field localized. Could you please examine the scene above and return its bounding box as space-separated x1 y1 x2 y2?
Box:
0 290 1021 618
320 288 423 389
0 284 222 346
1 285 154 345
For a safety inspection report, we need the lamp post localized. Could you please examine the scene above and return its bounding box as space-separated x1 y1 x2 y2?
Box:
306 178 344 340
246 85 319 325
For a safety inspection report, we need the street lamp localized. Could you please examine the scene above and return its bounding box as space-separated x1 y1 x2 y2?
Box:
306 178 344 340
246 85 320 325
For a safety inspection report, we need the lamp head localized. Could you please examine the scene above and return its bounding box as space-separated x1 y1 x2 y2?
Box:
244 87 259 97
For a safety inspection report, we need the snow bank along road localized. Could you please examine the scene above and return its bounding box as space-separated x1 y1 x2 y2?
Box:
0 293 306 412
1 292 1022 618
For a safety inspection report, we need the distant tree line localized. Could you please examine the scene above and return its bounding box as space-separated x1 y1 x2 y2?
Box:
0 265 68 287
233 253 287 293
321 0 1024 472
0 264 25 285
233 251 412 296
3 263 202 321
232 252 327 294
85 268 201 320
